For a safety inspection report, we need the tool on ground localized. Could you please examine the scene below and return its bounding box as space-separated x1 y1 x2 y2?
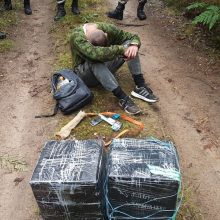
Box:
90 114 121 127
55 110 86 139
90 116 103 126
111 114 120 120
55 111 144 146
98 114 122 132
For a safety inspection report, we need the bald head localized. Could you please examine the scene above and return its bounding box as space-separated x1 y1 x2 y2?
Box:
87 30 108 47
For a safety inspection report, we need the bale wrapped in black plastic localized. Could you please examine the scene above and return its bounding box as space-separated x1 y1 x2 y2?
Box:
30 140 105 220
104 138 181 220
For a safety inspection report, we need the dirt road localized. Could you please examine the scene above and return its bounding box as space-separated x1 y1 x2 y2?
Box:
0 0 57 219
0 0 219 219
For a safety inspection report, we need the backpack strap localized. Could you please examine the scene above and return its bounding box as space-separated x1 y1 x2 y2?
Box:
35 103 59 118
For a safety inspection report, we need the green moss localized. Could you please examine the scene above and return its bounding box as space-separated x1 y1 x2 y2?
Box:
0 0 22 30
0 0 22 52
164 0 220 9
0 11 18 30
0 39 14 53
164 6 182 16
0 154 28 172
177 185 203 220
184 23 197 36
54 52 72 70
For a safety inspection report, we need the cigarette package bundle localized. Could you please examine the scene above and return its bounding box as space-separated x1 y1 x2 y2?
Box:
104 138 181 220
30 140 105 220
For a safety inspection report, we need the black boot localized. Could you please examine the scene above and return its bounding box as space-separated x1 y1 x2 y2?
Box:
24 0 32 15
4 0 12 10
107 2 125 20
137 0 147 20
54 3 66 21
71 0 80 15
0 32 7 40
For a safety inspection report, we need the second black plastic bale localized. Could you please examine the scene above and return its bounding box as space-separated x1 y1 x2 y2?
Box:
103 138 181 220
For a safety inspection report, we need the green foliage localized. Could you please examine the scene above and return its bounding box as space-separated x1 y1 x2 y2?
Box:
186 2 208 10
187 3 220 29
55 52 72 70
165 0 196 9
80 13 99 23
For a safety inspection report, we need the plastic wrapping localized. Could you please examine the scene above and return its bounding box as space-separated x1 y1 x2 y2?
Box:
30 138 181 220
30 140 104 220
104 138 181 220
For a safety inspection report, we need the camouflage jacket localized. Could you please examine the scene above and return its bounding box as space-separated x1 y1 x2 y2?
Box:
70 22 141 68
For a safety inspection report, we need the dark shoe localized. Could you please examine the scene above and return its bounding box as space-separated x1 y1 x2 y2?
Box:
107 2 125 20
24 0 32 15
4 0 12 10
71 0 80 15
72 7 80 14
119 96 141 115
137 0 147 20
54 3 66 21
131 86 158 103
0 32 6 40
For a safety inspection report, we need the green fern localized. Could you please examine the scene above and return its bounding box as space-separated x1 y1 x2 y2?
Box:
192 5 220 30
187 3 220 30
186 2 207 11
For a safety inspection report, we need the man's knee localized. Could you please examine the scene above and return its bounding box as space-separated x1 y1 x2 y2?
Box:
90 62 109 74
89 62 119 91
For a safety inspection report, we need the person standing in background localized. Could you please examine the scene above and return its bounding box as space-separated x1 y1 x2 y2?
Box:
4 0 32 15
54 0 80 21
107 0 147 20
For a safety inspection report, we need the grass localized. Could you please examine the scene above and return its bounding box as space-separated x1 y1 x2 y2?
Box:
164 0 220 9
177 184 203 220
0 0 22 52
0 39 14 52
0 154 28 172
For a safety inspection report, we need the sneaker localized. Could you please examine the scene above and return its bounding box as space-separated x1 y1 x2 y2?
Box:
119 96 141 115
131 86 158 103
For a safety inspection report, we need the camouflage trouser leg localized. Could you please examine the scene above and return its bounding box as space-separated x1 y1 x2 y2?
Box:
57 0 65 4
119 0 147 4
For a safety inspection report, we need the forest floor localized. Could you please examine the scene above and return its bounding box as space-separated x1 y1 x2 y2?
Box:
0 0 219 219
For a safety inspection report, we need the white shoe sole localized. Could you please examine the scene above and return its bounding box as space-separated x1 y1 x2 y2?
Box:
131 91 158 103
124 108 141 115
119 102 141 115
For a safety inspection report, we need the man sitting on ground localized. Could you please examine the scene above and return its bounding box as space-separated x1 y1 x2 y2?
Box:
70 22 158 115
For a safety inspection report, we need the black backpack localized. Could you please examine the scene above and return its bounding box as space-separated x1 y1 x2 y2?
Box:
36 69 93 117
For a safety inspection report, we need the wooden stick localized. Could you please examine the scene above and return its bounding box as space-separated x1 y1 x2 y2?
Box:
104 129 129 147
55 111 87 140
